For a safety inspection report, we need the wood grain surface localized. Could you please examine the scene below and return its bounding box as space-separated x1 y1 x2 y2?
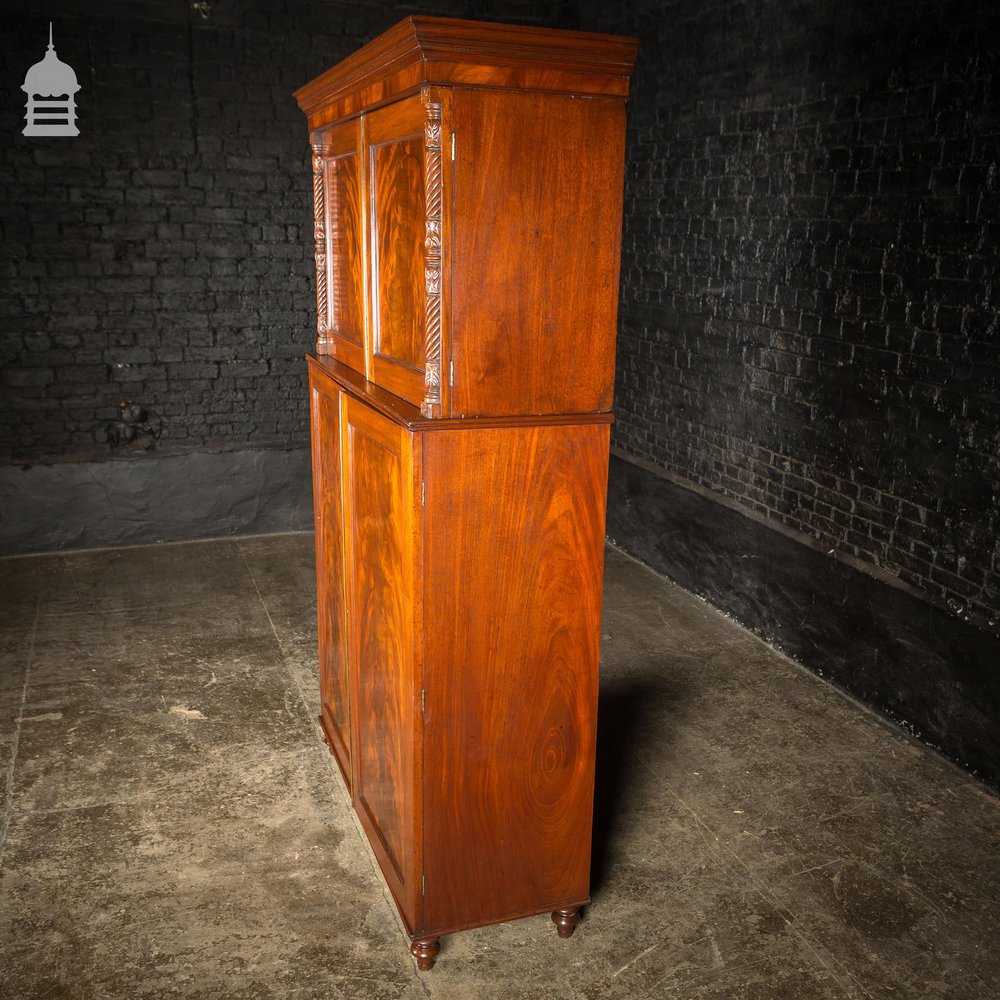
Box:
372 138 424 370
342 394 420 924
309 82 629 421
301 15 635 964
315 119 366 373
328 153 365 349
294 16 638 125
309 374 352 788
307 354 614 432
367 96 429 407
419 421 610 933
450 87 626 417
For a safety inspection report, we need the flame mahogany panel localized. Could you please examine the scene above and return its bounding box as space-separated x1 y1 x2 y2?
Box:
367 96 428 408
342 393 420 922
309 375 351 787
328 154 365 348
316 119 366 373
420 421 609 932
450 88 626 417
371 138 424 370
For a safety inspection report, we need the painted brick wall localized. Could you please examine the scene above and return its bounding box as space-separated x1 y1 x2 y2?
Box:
0 0 575 464
578 0 999 628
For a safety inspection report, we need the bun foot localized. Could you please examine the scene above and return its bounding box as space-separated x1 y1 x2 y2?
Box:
410 937 440 971
552 907 581 938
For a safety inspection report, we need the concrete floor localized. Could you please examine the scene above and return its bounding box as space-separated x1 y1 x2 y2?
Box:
1 534 998 1000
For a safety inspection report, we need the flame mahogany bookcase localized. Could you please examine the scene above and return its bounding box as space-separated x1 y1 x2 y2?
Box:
294 16 636 970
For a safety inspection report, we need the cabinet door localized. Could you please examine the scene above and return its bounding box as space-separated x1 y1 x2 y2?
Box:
342 394 421 919
313 119 366 374
365 95 433 408
308 372 352 788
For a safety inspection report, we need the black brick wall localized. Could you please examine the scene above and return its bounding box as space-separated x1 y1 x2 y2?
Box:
577 0 999 629
3 0 998 774
3 0 997 632
0 0 575 464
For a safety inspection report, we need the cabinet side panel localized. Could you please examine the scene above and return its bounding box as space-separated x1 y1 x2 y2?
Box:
451 89 626 417
421 423 609 932
344 399 417 913
309 374 352 785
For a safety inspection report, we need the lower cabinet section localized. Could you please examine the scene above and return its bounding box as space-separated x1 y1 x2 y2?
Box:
309 362 610 968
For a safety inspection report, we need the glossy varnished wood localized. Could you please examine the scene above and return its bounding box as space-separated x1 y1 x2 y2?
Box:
327 152 365 347
342 395 421 924
410 938 440 971
315 119 366 372
309 373 351 787
450 88 627 416
299 16 635 969
309 352 424 426
420 421 609 933
294 17 638 127
366 96 428 407
307 353 614 432
552 908 582 938
304 80 630 419
371 136 423 370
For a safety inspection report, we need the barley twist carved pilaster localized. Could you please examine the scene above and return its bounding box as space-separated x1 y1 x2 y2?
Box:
422 96 444 418
311 144 329 343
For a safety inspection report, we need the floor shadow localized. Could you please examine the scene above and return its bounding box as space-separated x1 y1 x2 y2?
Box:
590 674 681 896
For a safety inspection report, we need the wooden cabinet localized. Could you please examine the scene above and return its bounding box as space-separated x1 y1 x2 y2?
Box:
296 16 636 970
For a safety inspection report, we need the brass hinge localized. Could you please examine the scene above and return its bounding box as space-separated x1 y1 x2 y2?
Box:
421 481 425 507
450 132 455 161
449 359 454 387
421 873 427 896
421 688 426 714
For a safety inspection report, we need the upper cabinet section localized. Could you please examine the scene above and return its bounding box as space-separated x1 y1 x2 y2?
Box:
295 17 637 419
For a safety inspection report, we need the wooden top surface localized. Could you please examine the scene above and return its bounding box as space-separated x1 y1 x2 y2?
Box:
307 354 614 431
294 16 638 118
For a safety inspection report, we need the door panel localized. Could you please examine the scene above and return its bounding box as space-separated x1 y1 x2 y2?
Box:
342 394 418 914
366 96 427 406
308 373 351 787
317 120 366 374
371 137 424 369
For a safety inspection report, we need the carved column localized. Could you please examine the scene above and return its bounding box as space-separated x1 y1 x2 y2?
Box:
421 91 444 418
310 137 330 349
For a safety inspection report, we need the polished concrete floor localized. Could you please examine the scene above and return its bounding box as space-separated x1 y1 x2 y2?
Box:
1 533 998 1000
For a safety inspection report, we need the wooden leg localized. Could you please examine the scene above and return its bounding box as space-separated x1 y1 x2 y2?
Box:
410 937 440 971
551 907 581 938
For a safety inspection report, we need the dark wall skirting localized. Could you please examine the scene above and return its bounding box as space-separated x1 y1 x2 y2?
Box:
606 451 1000 789
0 447 314 555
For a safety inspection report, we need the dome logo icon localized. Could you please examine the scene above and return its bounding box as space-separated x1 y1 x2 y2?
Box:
22 23 81 137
